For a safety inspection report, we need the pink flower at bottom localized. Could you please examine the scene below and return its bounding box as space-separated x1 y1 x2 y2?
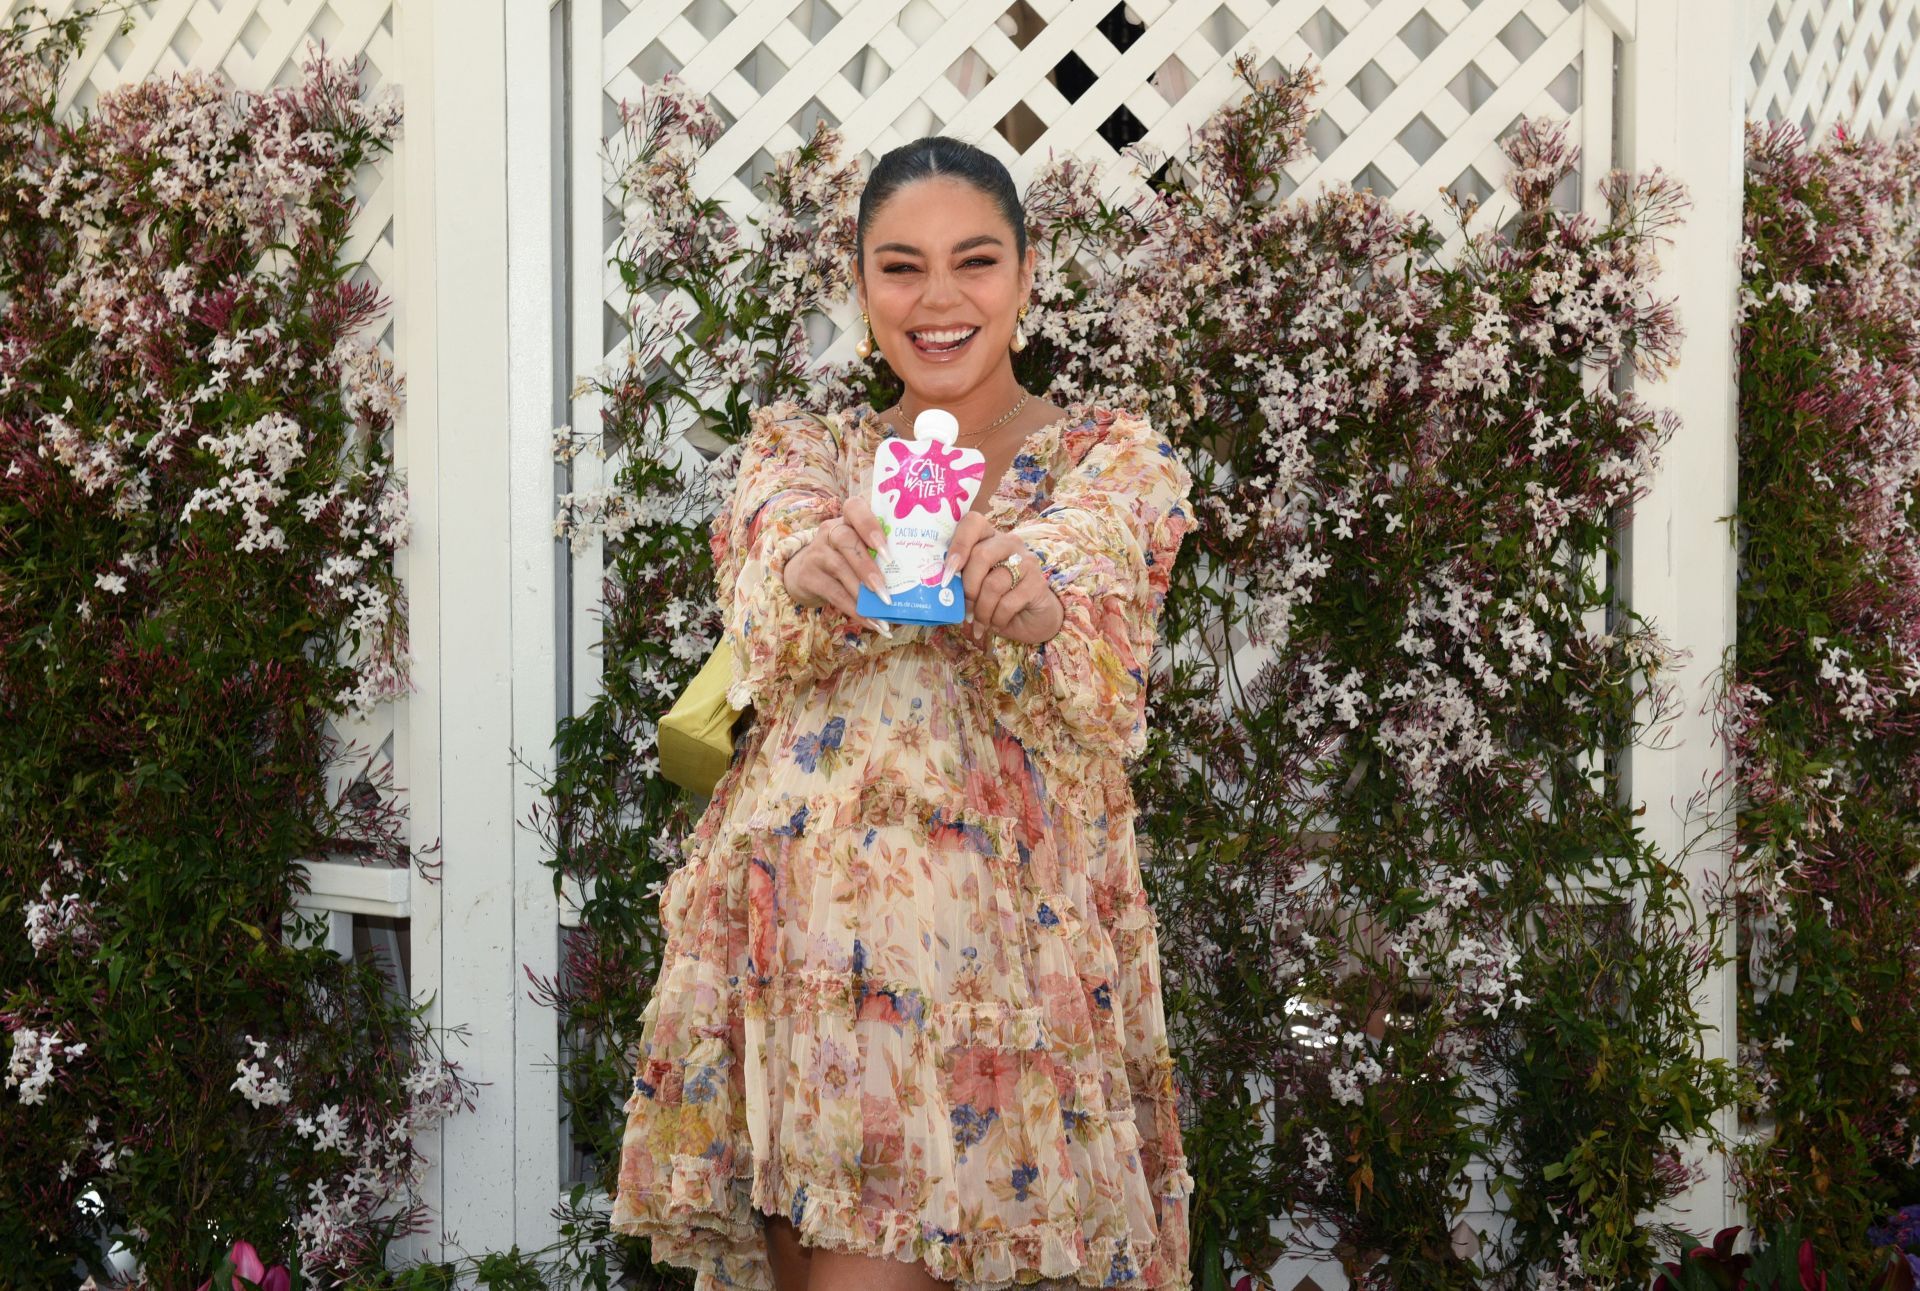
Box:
194 1240 291 1291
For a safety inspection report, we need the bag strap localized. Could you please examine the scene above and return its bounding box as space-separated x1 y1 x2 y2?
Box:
795 405 844 455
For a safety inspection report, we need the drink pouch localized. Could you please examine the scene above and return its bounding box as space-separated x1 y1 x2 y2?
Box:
855 408 983 625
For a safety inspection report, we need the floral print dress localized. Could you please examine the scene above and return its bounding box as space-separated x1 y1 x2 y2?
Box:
611 397 1198 1290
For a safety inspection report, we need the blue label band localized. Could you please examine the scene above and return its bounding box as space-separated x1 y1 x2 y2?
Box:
857 578 965 624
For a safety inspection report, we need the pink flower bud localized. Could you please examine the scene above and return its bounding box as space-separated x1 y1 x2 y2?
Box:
231 1240 267 1287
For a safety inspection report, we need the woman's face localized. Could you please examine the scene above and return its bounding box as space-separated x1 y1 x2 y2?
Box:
856 175 1035 404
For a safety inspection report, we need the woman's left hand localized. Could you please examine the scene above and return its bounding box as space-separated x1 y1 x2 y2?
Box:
940 512 1064 647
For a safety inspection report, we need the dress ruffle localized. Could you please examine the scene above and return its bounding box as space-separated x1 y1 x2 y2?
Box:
613 402 1196 1290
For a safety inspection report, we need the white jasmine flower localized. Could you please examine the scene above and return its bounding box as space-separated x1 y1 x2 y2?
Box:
232 1035 291 1108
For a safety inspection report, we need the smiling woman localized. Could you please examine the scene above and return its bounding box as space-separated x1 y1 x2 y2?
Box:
868 229 1014 363
856 150 1034 414
609 134 1197 1291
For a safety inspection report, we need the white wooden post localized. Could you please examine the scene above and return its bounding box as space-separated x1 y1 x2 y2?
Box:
398 0 465 1257
506 0 567 1253
401 0 564 1262
386 0 446 1267
569 0 606 727
1618 0 1747 1242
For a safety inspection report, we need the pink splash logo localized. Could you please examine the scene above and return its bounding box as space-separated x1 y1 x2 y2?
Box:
874 437 984 521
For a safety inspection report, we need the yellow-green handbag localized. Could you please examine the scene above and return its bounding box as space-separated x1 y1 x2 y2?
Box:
660 407 840 795
658 638 748 796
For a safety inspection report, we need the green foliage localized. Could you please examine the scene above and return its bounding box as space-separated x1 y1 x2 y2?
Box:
1726 118 1920 1275
1654 1222 1917 1291
0 10 473 1286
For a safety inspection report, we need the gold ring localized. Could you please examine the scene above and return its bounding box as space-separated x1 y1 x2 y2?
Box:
999 551 1024 586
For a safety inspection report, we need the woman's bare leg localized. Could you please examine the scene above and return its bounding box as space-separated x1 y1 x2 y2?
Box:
764 1213 813 1291
765 1206 949 1289
805 1246 950 1290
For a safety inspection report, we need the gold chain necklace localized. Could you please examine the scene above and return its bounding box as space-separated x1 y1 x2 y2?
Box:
886 391 1030 445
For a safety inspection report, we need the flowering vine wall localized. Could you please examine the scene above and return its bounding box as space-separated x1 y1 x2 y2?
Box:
544 58 1741 1290
32 6 1920 1287
1726 118 1920 1272
0 12 473 1287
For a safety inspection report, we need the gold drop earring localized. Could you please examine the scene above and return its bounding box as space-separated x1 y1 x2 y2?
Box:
1010 303 1030 353
855 310 874 360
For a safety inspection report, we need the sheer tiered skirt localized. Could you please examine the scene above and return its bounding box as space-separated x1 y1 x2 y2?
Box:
610 645 1194 1290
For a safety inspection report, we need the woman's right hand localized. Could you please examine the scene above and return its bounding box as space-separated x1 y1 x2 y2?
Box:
782 495 896 635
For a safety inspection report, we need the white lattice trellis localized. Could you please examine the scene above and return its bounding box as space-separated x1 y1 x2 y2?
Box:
609 0 1634 311
42 0 394 106
1748 0 1920 139
585 0 1640 719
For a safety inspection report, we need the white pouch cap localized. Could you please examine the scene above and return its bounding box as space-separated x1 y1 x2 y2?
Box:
914 408 959 444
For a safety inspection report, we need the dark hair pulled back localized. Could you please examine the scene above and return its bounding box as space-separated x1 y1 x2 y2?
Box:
856 135 1028 266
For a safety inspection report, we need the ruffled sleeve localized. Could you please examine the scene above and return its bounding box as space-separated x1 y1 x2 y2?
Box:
982 408 1195 764
710 400 859 711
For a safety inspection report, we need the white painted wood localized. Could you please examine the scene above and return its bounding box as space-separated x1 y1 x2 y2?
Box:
505 0 566 1252
371 917 409 983
608 0 1618 382
293 860 415 918
282 904 357 957
1582 6 1617 214
1785 1 1855 131
1306 1 1540 193
1619 0 1747 1242
1571 6 1617 803
571 0 608 718
1881 13 1920 133
1590 0 1637 40
1853 6 1917 134
390 0 442 1266
424 0 523 1260
559 872 591 929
